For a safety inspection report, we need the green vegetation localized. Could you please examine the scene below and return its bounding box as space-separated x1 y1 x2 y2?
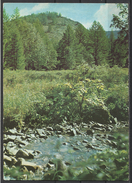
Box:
3 4 128 70
3 4 129 181
3 65 128 130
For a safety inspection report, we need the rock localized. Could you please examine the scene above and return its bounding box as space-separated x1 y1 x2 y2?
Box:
47 131 51 135
16 149 30 159
62 142 68 145
21 174 28 180
55 124 64 132
21 166 29 173
92 123 105 128
11 157 17 165
36 129 46 138
87 129 94 135
6 147 18 156
107 135 115 140
73 146 81 151
6 141 16 148
8 128 18 135
85 143 93 149
30 134 36 139
3 154 12 163
47 127 53 131
56 131 62 134
5 135 16 142
17 158 43 172
86 166 94 171
56 159 67 171
65 161 72 166
47 163 55 169
83 139 89 143
76 129 82 135
67 128 76 136
93 127 106 132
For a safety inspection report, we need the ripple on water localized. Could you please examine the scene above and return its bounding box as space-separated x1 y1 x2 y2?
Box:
25 135 109 166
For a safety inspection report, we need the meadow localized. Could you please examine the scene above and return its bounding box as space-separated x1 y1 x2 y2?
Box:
4 64 129 130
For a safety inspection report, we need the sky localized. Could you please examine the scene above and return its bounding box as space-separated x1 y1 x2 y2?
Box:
3 3 123 31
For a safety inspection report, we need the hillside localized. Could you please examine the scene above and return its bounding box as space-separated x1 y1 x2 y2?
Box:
3 10 128 71
20 13 119 44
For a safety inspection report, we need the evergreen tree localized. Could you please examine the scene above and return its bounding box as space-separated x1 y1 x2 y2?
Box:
4 22 25 70
108 30 116 67
75 24 94 65
57 25 83 69
89 21 109 66
110 3 128 67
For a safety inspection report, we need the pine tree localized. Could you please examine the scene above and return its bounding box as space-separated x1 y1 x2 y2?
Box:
108 30 116 67
75 24 94 65
4 23 25 70
89 21 109 66
110 4 128 67
57 25 83 69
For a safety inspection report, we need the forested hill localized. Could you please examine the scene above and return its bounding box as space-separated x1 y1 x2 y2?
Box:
3 9 128 71
20 12 119 42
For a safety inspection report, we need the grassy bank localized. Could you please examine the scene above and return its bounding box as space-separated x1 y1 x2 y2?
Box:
3 65 129 129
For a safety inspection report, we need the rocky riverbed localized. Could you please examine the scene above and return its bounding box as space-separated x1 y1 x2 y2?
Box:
3 121 128 180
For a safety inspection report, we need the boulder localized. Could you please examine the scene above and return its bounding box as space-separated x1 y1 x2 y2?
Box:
3 155 12 166
36 129 46 138
47 163 55 169
6 141 16 148
55 124 64 132
17 158 43 172
16 149 31 159
8 128 18 135
67 128 76 136
87 129 94 135
6 147 18 156
47 127 53 131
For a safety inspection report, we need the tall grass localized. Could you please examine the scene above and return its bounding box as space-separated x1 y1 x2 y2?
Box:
3 65 129 129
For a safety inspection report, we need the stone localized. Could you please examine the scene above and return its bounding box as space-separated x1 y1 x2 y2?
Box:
21 174 28 180
11 157 17 165
73 146 81 151
83 139 89 143
3 155 12 166
55 124 64 132
65 161 71 166
8 128 18 135
87 129 94 135
36 129 46 138
85 143 93 149
107 135 115 140
47 163 55 169
17 158 42 172
6 147 18 156
6 141 16 148
47 127 53 131
56 159 67 171
56 131 61 134
62 142 68 145
16 149 30 159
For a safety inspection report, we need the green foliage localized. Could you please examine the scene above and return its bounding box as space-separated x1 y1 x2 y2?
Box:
89 21 109 66
3 65 128 129
57 25 83 69
110 3 128 67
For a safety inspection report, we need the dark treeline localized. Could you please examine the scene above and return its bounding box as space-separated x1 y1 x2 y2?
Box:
3 4 128 71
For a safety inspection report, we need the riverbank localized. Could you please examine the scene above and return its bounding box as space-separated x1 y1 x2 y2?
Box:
3 120 129 180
